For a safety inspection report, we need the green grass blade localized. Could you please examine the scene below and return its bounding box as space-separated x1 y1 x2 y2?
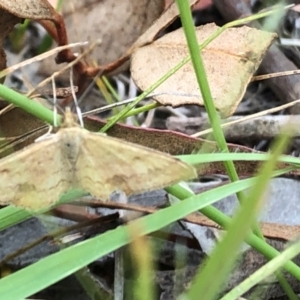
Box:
220 240 300 300
0 84 56 124
0 177 259 299
178 153 300 166
0 190 87 231
180 134 293 300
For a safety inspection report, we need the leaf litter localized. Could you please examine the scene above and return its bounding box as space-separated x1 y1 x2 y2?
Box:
0 1 300 298
131 23 276 117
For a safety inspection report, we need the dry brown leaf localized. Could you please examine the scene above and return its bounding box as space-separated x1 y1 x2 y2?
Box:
0 0 56 20
131 23 277 117
0 2 23 74
101 0 201 75
0 106 250 159
84 116 300 177
38 0 201 94
0 108 196 210
0 107 299 178
0 106 46 154
0 127 47 158
129 0 200 54
0 0 90 94
63 0 164 65
0 0 70 81
39 0 164 78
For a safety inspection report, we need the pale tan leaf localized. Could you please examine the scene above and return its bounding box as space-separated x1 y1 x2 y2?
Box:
39 1 202 77
62 0 163 67
105 0 200 75
131 23 277 117
130 0 200 51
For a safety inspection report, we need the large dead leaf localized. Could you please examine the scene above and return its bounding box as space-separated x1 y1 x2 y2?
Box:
128 0 200 55
0 107 299 177
131 23 276 117
84 116 300 177
39 0 164 78
40 1 202 77
103 0 201 74
37 0 202 97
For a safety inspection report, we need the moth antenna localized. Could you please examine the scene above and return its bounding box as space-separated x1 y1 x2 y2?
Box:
34 124 54 142
51 77 58 127
70 66 84 127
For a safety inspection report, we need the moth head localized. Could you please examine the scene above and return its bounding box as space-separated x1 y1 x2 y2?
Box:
61 107 80 129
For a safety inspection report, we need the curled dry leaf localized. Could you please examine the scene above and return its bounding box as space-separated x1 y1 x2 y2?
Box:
0 0 71 80
131 23 277 117
0 0 101 103
0 9 20 73
0 0 56 20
